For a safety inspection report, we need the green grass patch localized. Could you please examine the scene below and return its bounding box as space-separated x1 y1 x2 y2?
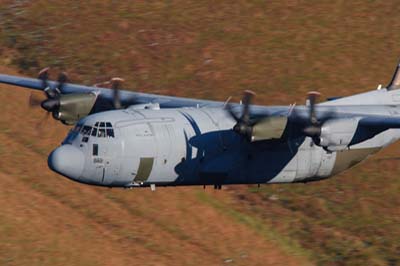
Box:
196 191 314 265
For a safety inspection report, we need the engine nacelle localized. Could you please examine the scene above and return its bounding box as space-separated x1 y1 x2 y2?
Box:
53 93 97 125
318 118 360 151
251 116 288 142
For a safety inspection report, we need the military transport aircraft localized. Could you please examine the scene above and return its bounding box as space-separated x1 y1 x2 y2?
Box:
1 63 400 190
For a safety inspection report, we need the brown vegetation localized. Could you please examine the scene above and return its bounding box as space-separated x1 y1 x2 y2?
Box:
0 1 400 265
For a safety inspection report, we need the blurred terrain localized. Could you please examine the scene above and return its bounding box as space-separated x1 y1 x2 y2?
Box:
0 1 400 265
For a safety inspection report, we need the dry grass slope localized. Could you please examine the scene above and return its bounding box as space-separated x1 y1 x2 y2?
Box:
0 67 311 266
0 1 400 265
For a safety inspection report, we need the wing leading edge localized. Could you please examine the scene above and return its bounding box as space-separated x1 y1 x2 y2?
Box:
0 73 224 109
0 72 290 117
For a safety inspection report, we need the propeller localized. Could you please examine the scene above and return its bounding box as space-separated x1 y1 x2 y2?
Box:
28 68 69 117
28 68 100 125
28 67 52 109
93 77 126 109
303 91 322 137
56 71 68 92
301 91 339 146
226 90 256 140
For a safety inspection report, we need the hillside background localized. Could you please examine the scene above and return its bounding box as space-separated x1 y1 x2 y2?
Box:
0 1 400 266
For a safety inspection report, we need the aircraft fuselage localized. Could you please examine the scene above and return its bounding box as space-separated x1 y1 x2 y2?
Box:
48 106 397 188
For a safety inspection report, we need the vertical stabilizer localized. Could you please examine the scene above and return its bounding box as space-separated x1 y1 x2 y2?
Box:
387 61 400 90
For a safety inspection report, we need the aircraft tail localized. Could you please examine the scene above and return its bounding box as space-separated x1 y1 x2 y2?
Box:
387 61 400 90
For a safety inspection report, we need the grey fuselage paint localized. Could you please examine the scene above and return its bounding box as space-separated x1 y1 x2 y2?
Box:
54 104 400 188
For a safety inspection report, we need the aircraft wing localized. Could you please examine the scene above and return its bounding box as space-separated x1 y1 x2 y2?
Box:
0 72 292 131
0 72 292 117
0 73 224 108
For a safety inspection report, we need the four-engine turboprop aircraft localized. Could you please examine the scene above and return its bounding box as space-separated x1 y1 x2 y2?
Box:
2 63 400 189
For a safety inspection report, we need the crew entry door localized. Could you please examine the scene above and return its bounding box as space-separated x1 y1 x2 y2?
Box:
119 123 157 184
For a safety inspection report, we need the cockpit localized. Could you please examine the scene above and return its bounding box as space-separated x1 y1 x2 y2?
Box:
64 121 115 144
81 121 115 142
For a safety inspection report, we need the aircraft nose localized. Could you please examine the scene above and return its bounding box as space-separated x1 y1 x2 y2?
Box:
48 145 84 180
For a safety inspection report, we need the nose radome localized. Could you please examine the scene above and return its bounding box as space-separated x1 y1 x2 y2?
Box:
48 145 84 180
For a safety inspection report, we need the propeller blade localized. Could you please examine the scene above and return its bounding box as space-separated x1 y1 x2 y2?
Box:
224 96 240 122
56 72 68 93
38 67 50 88
307 91 320 125
38 67 49 78
38 67 61 99
224 90 256 139
111 77 124 109
240 90 255 125
29 92 45 107
225 102 240 122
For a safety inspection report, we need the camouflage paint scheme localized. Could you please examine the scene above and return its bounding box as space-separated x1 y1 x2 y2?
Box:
51 102 397 188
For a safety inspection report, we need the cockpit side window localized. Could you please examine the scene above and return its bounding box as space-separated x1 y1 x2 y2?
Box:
74 124 82 133
81 125 92 135
91 127 98 137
